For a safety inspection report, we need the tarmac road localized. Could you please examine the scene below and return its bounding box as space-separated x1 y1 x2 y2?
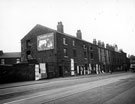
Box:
0 72 135 104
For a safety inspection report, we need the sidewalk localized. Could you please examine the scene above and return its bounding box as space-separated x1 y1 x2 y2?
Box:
0 71 128 89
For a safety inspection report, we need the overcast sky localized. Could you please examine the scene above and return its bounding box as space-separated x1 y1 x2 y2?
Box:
0 0 135 55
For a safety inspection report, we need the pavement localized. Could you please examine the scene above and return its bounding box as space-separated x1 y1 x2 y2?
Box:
0 71 134 104
0 71 127 89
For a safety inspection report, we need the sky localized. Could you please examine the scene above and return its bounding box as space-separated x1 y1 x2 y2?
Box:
0 0 135 56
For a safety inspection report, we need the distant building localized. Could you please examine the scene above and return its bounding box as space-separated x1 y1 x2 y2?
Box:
21 22 128 78
0 51 21 65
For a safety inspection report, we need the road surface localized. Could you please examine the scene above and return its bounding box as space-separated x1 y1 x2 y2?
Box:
0 72 135 104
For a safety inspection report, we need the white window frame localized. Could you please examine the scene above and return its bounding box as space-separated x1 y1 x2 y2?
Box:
63 38 68 45
73 40 75 46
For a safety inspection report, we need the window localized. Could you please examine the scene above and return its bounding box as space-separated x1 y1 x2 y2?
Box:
84 51 87 58
26 50 33 60
63 38 67 45
90 53 94 59
90 46 93 50
27 54 33 59
73 49 76 57
83 44 87 49
26 40 31 48
64 48 68 57
73 40 75 46
26 50 31 55
1 59 5 65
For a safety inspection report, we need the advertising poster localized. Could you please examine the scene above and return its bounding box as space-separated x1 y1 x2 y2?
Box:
35 64 41 80
40 63 46 73
39 63 47 78
37 33 54 51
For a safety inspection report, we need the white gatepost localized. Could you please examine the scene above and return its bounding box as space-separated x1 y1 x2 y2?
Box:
77 66 79 74
96 64 99 74
71 58 75 75
80 67 83 75
88 67 90 74
84 67 86 75
89 64 92 74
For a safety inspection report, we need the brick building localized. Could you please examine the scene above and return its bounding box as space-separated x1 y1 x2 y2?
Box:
0 51 21 65
21 22 127 78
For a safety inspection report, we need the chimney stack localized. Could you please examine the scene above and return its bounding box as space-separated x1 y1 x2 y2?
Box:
101 42 105 48
93 39 97 45
106 44 109 49
76 30 82 39
98 40 101 47
0 50 3 56
57 21 64 33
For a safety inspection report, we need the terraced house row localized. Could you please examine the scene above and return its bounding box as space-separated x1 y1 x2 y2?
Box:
21 22 128 78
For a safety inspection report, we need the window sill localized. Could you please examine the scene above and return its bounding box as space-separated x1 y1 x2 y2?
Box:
64 56 68 58
63 44 68 45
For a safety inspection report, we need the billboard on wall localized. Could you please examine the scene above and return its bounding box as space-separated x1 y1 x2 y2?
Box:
37 33 54 51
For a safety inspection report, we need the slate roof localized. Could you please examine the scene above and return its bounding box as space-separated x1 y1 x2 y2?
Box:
21 24 92 45
0 52 21 58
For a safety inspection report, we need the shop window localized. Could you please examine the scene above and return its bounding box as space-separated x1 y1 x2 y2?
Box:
63 38 68 45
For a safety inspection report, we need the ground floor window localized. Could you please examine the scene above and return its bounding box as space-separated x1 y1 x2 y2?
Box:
1 59 5 65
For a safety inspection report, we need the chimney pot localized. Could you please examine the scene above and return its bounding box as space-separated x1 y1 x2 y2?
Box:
76 30 82 39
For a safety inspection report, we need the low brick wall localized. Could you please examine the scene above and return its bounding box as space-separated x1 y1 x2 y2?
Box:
0 63 35 84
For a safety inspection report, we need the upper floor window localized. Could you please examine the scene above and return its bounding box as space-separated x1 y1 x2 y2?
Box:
84 51 87 58
73 40 75 46
73 49 77 57
90 46 93 50
90 52 94 59
26 40 32 48
26 50 33 60
83 44 87 49
64 48 68 57
63 38 68 45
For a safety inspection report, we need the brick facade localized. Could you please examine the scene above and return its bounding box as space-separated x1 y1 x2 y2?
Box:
21 23 128 78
